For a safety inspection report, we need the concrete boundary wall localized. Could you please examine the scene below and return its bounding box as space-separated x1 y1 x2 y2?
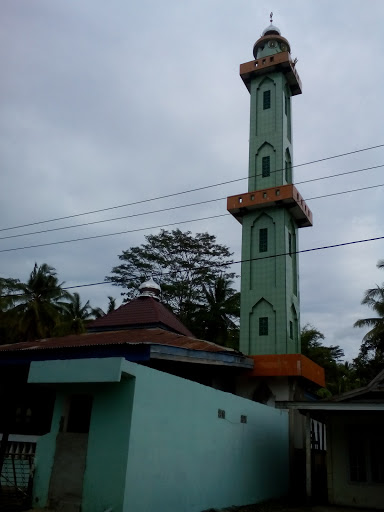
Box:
31 358 289 512
121 360 289 512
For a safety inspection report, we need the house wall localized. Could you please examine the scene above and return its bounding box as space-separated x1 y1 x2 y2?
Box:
30 358 289 512
327 413 384 509
122 360 289 512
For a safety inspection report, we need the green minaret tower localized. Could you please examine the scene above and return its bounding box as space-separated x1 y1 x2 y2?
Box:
228 19 312 356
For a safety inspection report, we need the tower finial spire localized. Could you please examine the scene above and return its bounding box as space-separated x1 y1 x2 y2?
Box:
270 11 273 24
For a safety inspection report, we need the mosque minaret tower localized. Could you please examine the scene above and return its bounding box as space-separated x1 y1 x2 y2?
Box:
228 15 312 357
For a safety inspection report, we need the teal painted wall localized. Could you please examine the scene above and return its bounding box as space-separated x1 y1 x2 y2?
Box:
123 360 289 512
33 392 66 508
240 49 301 355
30 358 289 512
82 380 135 512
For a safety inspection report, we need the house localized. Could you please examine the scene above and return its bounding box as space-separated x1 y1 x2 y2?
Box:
0 280 291 512
277 369 384 509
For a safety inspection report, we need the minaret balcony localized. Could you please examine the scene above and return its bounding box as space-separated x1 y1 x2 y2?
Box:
227 184 312 227
240 51 302 96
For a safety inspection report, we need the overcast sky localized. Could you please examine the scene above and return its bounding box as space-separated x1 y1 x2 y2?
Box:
1 0 383 361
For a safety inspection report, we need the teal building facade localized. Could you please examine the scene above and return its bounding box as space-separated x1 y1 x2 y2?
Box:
228 22 312 356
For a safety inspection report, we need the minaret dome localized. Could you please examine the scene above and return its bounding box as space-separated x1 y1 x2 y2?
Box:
253 23 291 59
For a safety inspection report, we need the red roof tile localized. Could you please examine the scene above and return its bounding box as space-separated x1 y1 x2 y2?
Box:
88 296 195 338
0 328 233 353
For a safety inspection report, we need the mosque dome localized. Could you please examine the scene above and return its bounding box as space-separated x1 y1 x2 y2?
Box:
139 277 161 300
262 24 281 36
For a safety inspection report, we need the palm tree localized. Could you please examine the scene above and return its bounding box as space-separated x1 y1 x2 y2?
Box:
0 277 21 344
193 276 240 348
354 259 384 354
11 263 71 341
59 292 94 334
353 260 384 383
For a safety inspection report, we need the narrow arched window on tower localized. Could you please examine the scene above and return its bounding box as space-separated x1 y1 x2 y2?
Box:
263 90 271 109
262 156 270 177
259 317 269 336
259 228 268 252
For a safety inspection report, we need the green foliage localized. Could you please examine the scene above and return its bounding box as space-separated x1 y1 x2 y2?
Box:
353 259 384 385
0 264 104 343
9 263 72 341
56 292 93 335
106 229 236 331
191 276 240 348
301 324 358 395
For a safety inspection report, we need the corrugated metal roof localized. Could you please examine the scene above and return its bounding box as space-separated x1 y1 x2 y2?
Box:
0 328 233 354
88 296 195 338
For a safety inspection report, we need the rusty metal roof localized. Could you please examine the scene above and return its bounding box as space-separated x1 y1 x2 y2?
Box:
87 296 195 338
0 328 233 354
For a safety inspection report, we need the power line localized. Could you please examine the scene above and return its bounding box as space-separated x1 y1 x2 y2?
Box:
0 182 383 253
1 164 383 241
0 214 228 253
306 183 384 201
2 233 384 297
1 143 383 233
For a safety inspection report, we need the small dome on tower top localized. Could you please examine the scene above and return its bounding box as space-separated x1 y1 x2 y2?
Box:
139 277 161 300
262 23 281 36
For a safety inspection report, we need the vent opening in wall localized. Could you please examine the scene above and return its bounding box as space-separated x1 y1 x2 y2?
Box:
218 409 226 419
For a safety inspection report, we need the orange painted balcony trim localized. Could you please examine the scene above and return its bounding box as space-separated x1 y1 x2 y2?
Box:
227 184 313 228
247 354 325 388
240 51 302 96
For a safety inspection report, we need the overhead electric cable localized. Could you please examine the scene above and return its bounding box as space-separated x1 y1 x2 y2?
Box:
0 183 383 253
2 233 384 298
1 143 383 233
0 214 228 253
1 165 383 241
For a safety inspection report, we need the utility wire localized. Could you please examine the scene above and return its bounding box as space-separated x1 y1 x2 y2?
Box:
0 214 228 253
1 143 383 233
2 233 383 297
0 182 383 253
0 164 383 241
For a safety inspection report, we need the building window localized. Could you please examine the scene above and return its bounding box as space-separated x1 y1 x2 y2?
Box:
263 90 271 110
289 233 292 256
285 95 288 115
262 156 270 177
289 321 293 339
259 228 268 252
259 317 268 336
284 161 288 182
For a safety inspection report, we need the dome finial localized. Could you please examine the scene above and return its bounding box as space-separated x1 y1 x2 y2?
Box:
270 12 273 24
139 275 161 300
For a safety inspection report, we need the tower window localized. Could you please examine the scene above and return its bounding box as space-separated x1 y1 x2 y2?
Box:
285 95 288 115
259 317 268 336
259 228 268 252
289 321 293 339
262 156 270 177
285 161 290 182
263 90 271 110
288 233 292 256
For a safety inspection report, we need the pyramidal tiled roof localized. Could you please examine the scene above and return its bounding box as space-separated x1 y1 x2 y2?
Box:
87 296 195 338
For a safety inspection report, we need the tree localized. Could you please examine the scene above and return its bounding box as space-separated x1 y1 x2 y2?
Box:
0 277 21 344
58 292 94 335
353 259 384 383
10 263 71 341
301 324 356 395
106 229 236 328
90 296 118 319
192 275 240 348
